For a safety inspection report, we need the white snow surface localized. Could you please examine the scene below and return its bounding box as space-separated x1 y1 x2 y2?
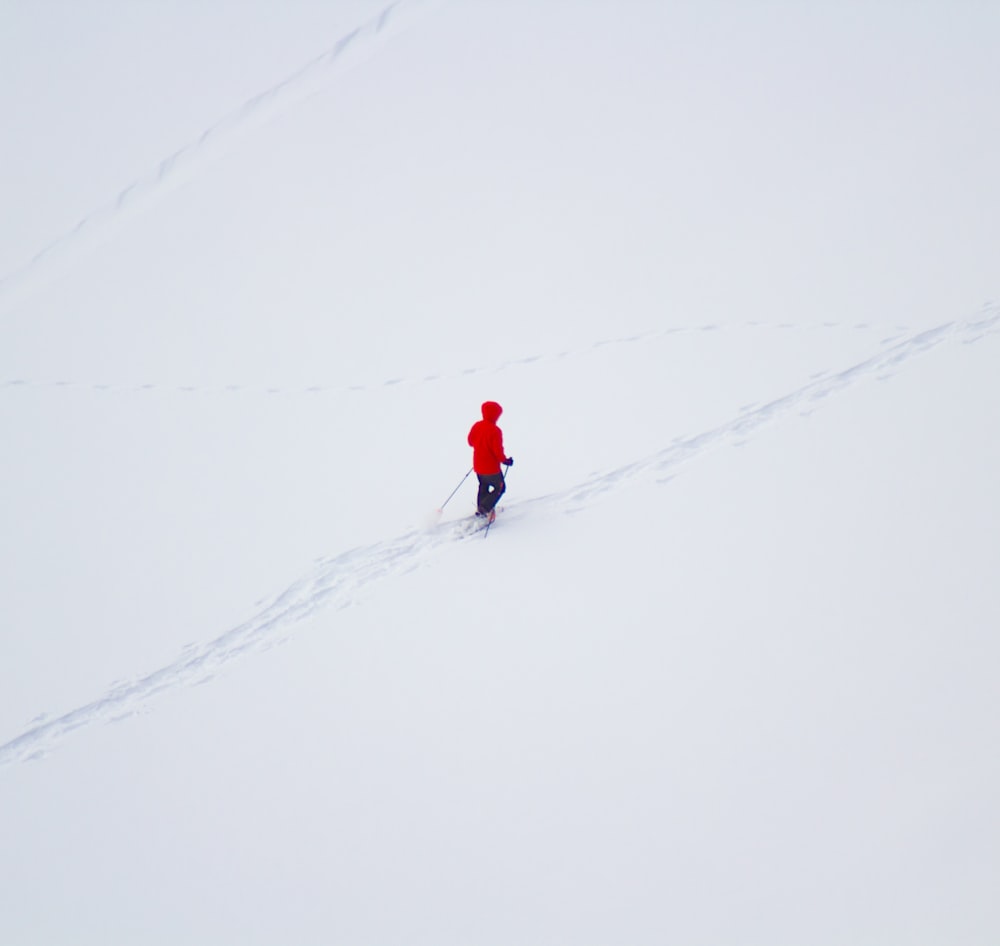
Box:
2 2 999 944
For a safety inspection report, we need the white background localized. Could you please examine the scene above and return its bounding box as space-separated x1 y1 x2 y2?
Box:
2 2 998 943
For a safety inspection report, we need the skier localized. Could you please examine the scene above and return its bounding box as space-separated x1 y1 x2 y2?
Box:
468 400 513 518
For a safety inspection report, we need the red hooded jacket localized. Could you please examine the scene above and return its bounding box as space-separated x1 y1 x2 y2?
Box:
468 401 509 475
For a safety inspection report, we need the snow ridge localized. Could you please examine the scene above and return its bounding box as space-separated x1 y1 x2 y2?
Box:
1 307 995 767
0 0 445 316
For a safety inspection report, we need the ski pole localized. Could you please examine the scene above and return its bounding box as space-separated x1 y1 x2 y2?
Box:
437 468 473 513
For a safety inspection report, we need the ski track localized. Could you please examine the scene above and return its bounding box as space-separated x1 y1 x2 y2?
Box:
0 318 930 396
0 0 444 316
0 308 996 767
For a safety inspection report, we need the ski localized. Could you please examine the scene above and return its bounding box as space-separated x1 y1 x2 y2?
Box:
458 506 502 538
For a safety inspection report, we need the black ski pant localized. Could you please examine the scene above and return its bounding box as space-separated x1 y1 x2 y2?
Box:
476 472 505 514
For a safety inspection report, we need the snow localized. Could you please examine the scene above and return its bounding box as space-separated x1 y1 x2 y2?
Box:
2 2 999 944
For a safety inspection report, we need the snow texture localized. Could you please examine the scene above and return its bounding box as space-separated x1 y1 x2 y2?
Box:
2 2 999 944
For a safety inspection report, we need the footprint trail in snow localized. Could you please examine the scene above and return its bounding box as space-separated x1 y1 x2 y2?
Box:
0 307 996 767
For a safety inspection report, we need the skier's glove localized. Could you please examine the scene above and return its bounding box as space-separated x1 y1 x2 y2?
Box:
503 457 514 467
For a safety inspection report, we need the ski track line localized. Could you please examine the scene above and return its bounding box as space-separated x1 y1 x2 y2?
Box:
1 317 927 397
558 308 998 509
0 0 445 316
1 309 996 768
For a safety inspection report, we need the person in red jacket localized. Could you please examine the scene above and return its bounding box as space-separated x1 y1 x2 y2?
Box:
468 400 513 517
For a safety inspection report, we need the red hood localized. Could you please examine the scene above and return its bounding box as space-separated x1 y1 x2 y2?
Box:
481 401 503 423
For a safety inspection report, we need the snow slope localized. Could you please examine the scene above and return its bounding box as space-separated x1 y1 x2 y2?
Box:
2 2 999 944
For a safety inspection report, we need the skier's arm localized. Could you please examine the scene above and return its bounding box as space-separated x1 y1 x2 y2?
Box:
494 429 510 466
